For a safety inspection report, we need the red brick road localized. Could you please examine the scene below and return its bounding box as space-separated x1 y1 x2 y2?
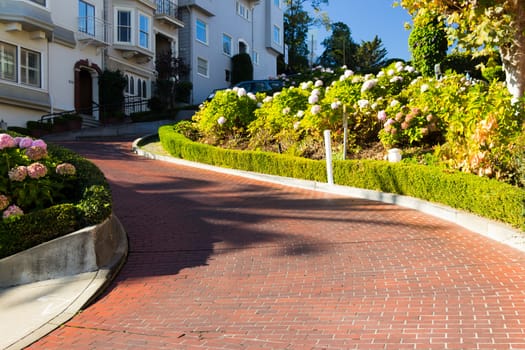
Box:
28 139 525 349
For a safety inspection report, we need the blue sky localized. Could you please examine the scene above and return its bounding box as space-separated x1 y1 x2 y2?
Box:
308 0 413 61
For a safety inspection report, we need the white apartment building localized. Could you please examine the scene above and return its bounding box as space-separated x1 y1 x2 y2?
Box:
0 0 282 127
178 0 284 103
0 0 106 127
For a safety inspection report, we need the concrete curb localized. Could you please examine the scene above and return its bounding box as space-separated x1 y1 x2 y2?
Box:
133 136 525 254
0 215 128 350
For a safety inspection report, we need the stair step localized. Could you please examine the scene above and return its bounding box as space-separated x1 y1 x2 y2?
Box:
80 114 101 128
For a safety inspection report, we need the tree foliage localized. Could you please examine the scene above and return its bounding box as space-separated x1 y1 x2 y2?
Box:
408 11 447 77
354 36 388 74
318 22 358 68
397 0 525 98
283 0 329 73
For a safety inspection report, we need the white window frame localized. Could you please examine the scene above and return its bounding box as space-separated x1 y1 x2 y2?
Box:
20 47 41 88
273 25 281 45
115 7 134 45
222 33 232 56
0 41 17 83
236 1 250 20
78 0 96 36
273 0 281 8
197 57 209 78
0 41 43 89
124 73 149 98
138 12 151 50
196 18 208 45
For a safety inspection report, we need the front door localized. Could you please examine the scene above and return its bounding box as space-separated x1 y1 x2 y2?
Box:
78 69 93 115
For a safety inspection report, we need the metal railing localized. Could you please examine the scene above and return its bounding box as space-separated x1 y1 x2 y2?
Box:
155 0 178 19
40 97 149 125
77 16 111 45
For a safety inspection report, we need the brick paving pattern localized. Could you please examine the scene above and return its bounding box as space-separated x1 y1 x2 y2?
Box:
28 139 525 349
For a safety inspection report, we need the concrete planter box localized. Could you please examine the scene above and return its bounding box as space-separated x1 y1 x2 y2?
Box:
0 214 128 288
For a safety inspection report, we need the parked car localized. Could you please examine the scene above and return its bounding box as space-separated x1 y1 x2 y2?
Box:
207 79 284 101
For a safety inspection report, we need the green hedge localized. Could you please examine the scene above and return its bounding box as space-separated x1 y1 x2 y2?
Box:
159 125 525 229
0 143 112 258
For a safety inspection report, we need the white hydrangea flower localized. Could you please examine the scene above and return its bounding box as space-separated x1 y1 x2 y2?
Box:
282 107 291 115
237 88 247 97
361 79 378 92
390 99 400 107
377 71 385 77
357 99 369 108
217 116 227 125
331 101 342 110
311 105 321 115
308 94 319 104
315 80 324 87
420 84 430 93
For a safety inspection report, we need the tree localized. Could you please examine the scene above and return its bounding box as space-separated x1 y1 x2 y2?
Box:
318 22 358 68
154 51 191 109
397 0 525 99
354 36 388 74
408 11 447 77
283 0 329 73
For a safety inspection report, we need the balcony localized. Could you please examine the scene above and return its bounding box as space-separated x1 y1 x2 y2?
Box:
77 17 111 47
155 0 184 28
0 0 53 37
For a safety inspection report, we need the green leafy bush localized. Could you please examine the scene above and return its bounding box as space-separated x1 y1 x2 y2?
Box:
0 134 112 258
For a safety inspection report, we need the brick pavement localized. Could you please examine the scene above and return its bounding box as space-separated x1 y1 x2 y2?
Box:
27 139 525 349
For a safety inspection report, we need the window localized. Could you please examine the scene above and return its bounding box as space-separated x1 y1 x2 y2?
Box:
236 2 250 20
20 48 41 87
274 0 281 7
117 9 132 43
273 25 281 45
197 57 208 77
225 69 230 82
222 34 232 56
0 42 16 82
129 76 135 95
142 80 147 98
196 19 208 44
139 13 150 49
78 1 95 36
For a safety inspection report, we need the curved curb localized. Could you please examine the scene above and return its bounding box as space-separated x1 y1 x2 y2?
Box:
0 214 128 350
133 136 525 254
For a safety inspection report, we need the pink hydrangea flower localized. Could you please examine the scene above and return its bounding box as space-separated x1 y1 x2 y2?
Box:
3 204 23 219
26 162 48 179
8 166 27 182
0 195 9 211
0 133 16 149
25 146 48 160
377 110 387 121
56 163 76 176
31 139 47 150
18 137 34 149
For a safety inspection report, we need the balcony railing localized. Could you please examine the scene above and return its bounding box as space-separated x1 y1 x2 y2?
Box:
77 16 111 46
156 0 178 18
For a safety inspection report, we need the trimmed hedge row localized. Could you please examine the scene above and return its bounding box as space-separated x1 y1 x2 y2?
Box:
0 143 112 258
159 125 525 229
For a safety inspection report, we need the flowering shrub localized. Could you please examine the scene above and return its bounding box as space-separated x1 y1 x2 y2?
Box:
189 61 524 184
192 87 260 145
0 134 77 219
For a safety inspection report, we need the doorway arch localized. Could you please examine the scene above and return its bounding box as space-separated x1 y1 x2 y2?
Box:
74 60 102 119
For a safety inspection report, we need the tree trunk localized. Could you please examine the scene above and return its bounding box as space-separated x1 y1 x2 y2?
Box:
500 0 525 100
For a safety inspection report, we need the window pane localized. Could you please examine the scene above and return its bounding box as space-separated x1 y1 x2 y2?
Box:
273 26 281 44
79 1 95 35
222 34 231 55
118 11 131 42
197 57 208 76
20 48 41 87
0 42 16 82
139 15 149 48
196 19 207 43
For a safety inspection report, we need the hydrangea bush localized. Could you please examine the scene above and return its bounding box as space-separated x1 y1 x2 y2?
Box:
0 134 77 219
187 61 524 185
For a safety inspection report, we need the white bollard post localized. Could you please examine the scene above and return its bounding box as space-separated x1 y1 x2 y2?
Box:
342 105 348 160
324 129 334 185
